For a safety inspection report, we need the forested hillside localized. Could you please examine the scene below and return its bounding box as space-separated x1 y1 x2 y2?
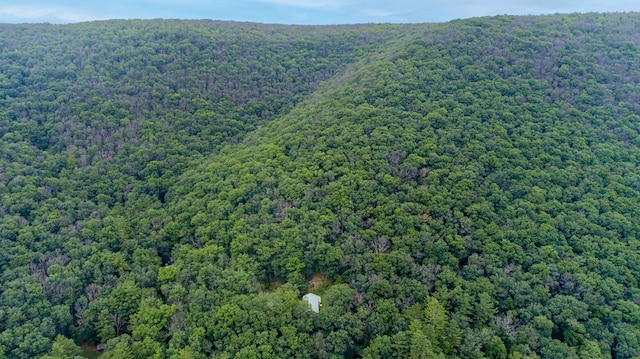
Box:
2 13 640 359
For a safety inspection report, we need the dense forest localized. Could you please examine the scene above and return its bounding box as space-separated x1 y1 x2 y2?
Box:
1 12 640 358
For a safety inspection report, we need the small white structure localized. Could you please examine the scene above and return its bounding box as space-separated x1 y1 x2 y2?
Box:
303 293 322 313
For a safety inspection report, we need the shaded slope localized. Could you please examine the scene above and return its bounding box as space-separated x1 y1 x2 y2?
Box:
0 20 402 254
167 13 640 357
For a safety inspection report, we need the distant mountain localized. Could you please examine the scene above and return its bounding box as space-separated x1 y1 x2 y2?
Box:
1 13 640 358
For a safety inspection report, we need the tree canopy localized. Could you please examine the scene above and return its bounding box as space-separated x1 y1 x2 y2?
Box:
2 13 640 358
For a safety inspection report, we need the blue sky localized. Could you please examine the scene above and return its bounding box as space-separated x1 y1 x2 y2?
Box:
1 0 639 24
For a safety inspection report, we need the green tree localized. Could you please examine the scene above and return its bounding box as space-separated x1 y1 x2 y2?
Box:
41 335 83 359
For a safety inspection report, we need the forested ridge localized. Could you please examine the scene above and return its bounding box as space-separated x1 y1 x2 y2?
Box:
2 13 640 359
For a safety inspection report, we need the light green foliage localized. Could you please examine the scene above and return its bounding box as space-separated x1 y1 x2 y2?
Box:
408 321 444 359
102 341 135 359
485 336 507 359
130 298 176 341
40 335 83 359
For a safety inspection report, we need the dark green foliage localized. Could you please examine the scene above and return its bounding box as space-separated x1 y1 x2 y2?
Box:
2 13 640 358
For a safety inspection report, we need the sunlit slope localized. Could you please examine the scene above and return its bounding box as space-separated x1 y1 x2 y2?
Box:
167 13 640 357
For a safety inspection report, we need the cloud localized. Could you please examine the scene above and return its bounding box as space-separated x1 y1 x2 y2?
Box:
257 0 344 10
254 0 408 23
357 8 396 18
0 5 106 23
138 0 209 4
425 0 640 19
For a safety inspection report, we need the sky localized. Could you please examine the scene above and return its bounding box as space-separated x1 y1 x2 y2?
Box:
0 0 639 25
